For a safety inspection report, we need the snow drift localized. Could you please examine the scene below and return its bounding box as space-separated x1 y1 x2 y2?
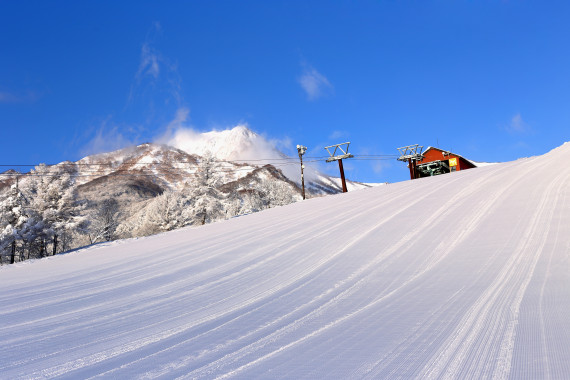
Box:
0 142 569 379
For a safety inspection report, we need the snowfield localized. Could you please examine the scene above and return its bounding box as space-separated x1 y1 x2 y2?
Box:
1 143 569 379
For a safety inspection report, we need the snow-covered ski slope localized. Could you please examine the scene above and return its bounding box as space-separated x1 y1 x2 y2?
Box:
1 143 569 379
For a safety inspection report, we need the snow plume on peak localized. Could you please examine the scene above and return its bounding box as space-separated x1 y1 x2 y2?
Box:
158 124 305 180
162 125 279 161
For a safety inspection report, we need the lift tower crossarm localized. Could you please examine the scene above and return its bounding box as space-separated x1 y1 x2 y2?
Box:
325 142 354 162
325 142 354 192
397 144 424 180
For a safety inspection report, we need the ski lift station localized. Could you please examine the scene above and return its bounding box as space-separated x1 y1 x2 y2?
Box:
416 147 477 177
398 145 477 180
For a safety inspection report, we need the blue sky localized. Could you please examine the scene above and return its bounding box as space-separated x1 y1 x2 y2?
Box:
1 1 569 184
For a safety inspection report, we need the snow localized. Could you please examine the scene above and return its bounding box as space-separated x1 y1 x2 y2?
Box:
469 160 498 167
1 142 569 379
164 125 372 192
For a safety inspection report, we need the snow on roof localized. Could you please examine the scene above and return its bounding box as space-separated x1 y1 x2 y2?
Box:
422 146 492 167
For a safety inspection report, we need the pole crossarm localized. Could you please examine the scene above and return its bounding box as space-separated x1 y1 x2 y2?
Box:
325 142 354 162
396 144 424 162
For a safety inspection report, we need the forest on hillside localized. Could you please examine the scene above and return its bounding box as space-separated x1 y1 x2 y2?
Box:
0 155 300 265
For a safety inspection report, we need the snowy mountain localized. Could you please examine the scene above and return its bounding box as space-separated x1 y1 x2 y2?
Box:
0 129 372 261
163 125 373 193
1 141 569 378
0 142 307 257
0 126 369 198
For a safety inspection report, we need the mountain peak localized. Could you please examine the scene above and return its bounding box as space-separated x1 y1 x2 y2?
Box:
231 124 255 136
164 125 269 162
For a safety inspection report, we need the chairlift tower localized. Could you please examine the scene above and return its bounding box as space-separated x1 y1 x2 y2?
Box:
397 144 424 180
325 142 354 193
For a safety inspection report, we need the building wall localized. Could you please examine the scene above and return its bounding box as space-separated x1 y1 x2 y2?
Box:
417 148 476 172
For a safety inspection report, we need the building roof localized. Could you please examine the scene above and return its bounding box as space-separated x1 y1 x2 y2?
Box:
422 146 478 167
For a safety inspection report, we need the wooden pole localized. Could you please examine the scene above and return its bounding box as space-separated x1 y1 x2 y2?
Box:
338 159 348 193
299 154 306 200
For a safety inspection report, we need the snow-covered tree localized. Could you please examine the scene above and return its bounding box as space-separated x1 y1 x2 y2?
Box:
19 164 78 256
0 183 25 264
185 153 227 225
87 198 121 243
259 179 297 209
135 191 189 236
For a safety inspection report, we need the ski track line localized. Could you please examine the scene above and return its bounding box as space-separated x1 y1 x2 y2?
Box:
351 160 540 378
492 171 568 380
0 166 516 378
1 216 346 374
415 165 555 379
0 208 323 313
64 182 442 379
204 157 549 379
0 155 544 380
182 167 522 379
418 170 568 380
540 175 570 378
83 177 462 379
13 187 415 378
508 171 569 380
358 212 528 380
352 157 548 377
0 204 320 302
356 155 560 380
1 211 344 369
0 199 357 340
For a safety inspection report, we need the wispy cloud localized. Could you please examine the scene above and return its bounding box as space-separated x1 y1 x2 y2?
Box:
506 113 531 134
298 64 333 101
137 43 160 80
136 21 162 81
79 120 140 157
128 22 183 107
155 106 191 143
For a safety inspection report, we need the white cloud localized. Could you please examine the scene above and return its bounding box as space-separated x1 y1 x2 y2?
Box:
298 65 333 101
167 107 190 131
506 113 531 134
80 121 138 157
269 136 293 152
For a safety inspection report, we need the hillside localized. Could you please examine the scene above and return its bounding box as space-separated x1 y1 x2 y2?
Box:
0 142 569 379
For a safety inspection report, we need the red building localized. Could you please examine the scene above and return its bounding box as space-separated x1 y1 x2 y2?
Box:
414 147 476 178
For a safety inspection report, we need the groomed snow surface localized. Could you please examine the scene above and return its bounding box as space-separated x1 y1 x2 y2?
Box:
1 143 569 379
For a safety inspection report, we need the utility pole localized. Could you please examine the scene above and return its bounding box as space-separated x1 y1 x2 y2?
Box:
397 144 424 180
325 142 354 193
297 144 307 200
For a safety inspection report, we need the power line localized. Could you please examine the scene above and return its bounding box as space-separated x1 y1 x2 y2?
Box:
0 155 399 179
0 155 397 169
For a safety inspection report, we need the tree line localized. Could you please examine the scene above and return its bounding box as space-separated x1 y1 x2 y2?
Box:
0 155 298 265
